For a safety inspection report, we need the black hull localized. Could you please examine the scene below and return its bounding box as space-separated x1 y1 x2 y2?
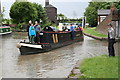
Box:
19 31 84 55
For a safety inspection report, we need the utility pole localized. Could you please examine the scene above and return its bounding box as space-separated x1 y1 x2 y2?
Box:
0 0 2 26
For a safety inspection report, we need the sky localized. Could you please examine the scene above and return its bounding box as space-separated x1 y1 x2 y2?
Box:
1 0 89 19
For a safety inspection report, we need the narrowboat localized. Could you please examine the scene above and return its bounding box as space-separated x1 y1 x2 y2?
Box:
17 26 84 55
0 26 12 35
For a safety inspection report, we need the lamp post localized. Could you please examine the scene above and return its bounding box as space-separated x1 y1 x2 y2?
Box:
0 0 2 26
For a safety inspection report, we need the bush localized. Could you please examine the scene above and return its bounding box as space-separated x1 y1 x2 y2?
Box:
17 23 23 29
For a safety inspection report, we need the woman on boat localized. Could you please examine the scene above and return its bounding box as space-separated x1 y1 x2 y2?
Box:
29 24 36 43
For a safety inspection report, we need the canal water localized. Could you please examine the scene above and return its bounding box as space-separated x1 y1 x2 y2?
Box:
1 33 108 78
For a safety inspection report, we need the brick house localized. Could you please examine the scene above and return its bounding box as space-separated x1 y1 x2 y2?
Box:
44 0 57 24
98 9 110 25
96 4 116 35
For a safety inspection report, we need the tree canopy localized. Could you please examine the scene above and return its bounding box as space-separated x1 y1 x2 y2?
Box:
10 2 48 26
10 2 37 24
84 2 120 27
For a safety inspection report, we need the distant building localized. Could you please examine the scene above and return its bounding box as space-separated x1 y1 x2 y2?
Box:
112 9 120 37
98 9 110 24
44 0 57 24
96 3 116 35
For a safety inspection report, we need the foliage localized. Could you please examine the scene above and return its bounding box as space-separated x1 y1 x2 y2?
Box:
80 55 118 78
10 2 38 24
16 23 25 29
32 3 48 27
57 13 67 23
83 27 108 37
84 6 97 27
84 2 120 27
10 2 49 28
2 19 13 24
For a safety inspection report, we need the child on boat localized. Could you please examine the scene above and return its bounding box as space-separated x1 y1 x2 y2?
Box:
29 24 36 43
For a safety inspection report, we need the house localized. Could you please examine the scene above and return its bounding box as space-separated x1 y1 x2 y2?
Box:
98 9 110 24
44 0 57 24
112 9 120 37
96 3 116 35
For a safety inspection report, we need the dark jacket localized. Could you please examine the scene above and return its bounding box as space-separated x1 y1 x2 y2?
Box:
27 24 31 32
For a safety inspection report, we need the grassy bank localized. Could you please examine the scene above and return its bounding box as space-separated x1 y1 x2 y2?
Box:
80 55 118 78
83 27 107 38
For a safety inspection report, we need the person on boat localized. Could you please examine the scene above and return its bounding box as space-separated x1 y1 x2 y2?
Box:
76 26 83 31
27 20 32 41
34 21 41 44
62 23 67 31
108 23 116 57
29 24 36 43
70 24 74 40
66 24 70 31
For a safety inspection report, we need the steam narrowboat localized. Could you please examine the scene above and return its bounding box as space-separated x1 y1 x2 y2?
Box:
17 26 84 55
0 26 12 35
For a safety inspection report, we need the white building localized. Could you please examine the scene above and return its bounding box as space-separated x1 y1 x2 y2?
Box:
98 9 110 25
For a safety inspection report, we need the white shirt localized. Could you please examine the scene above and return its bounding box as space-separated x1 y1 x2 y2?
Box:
108 27 115 39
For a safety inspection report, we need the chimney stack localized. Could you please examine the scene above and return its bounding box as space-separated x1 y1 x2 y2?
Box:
45 0 49 6
111 3 115 13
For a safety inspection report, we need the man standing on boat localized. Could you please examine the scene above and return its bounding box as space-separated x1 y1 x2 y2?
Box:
70 24 74 40
34 21 41 44
27 20 32 41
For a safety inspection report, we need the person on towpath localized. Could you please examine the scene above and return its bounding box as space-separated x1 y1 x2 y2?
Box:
108 23 116 57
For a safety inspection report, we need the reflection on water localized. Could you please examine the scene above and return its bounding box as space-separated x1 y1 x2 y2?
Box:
1 32 108 78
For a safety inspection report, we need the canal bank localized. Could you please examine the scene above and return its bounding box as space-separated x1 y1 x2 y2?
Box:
83 32 120 56
68 29 119 78
1 33 108 78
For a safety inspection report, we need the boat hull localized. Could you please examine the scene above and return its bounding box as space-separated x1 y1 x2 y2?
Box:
18 30 84 55
0 26 12 35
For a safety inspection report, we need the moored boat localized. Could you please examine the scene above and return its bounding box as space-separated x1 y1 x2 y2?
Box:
17 26 84 55
0 26 12 35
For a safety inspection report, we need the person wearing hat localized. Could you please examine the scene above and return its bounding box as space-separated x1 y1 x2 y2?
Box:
108 23 116 56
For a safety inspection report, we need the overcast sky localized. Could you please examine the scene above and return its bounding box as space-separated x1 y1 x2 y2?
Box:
2 0 89 19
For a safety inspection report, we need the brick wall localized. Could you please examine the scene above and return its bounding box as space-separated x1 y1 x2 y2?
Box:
45 7 57 24
96 13 116 35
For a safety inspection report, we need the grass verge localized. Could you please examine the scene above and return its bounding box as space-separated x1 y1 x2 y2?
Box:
83 27 107 38
80 55 118 78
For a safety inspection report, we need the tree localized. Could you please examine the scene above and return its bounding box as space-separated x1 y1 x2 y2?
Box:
84 6 98 27
10 2 38 24
10 2 50 27
84 2 120 27
32 3 48 26
57 13 67 23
